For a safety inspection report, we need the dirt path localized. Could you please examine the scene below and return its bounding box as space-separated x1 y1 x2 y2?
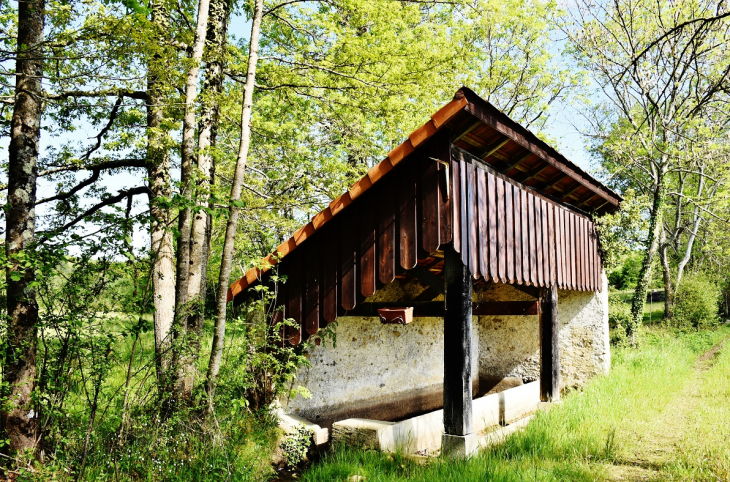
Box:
608 339 728 481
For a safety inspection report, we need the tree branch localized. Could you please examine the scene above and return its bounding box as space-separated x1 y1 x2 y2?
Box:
39 159 148 177
38 186 151 238
43 89 148 101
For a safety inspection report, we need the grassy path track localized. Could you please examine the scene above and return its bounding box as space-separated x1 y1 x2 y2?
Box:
609 337 729 480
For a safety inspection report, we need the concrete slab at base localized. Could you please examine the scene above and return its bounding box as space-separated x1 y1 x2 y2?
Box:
332 418 395 450
277 410 330 446
441 433 479 458
327 381 541 456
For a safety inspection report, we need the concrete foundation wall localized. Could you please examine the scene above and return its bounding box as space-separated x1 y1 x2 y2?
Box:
282 274 609 424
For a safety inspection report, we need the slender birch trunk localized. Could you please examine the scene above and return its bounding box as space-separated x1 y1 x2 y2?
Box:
181 0 231 397
147 0 176 387
2 0 45 454
206 0 264 406
172 0 211 398
675 171 706 291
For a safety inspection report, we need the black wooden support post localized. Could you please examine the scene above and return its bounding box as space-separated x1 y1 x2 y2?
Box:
442 245 476 455
539 284 560 402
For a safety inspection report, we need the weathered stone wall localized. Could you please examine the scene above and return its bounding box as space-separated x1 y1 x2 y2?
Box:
282 314 479 427
282 274 609 424
476 273 610 388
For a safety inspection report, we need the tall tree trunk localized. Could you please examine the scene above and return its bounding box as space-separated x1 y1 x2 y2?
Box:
628 168 667 345
147 0 176 388
205 0 264 407
172 0 211 399
3 0 45 455
181 0 230 398
674 170 706 292
659 229 672 320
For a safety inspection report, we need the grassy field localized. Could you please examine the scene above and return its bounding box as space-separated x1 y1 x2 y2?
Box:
299 325 730 482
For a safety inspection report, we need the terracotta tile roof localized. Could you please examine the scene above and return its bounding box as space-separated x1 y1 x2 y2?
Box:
228 87 622 302
227 94 468 301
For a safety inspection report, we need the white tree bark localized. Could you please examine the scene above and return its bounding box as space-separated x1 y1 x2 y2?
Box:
206 0 264 403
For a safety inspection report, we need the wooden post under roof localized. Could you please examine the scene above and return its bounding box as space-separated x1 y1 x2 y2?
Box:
443 244 474 436
539 285 560 401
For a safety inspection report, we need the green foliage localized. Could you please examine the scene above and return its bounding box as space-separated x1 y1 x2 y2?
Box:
607 251 643 290
594 189 648 272
608 295 631 345
216 277 310 413
27 410 280 481
280 424 312 467
672 272 721 328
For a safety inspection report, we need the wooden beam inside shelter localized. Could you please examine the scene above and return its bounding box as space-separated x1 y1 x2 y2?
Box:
342 300 539 317
443 245 473 437
539 285 560 401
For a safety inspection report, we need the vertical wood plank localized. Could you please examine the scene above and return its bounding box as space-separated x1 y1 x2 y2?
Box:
586 221 593 290
514 185 523 285
399 170 418 270
560 209 568 289
467 162 479 278
422 159 441 253
488 172 498 282
541 199 550 286
460 159 469 267
555 206 563 289
540 285 560 401
505 182 515 283
451 159 461 253
440 161 453 244
528 193 537 286
535 196 544 287
322 224 338 324
546 203 558 286
577 217 584 290
378 182 396 285
287 256 303 345
496 177 506 282
452 159 461 254
588 221 598 291
360 206 376 298
583 217 589 290
341 213 357 311
305 243 320 335
587 220 593 290
521 190 530 285
477 169 488 279
596 224 602 290
570 213 577 290
443 246 473 436
275 273 288 342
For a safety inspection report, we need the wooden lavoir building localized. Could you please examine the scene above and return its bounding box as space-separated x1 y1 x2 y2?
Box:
229 87 621 455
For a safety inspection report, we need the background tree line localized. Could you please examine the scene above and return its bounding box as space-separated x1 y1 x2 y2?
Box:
0 0 729 478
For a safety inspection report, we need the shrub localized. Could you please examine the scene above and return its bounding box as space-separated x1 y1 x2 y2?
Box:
672 272 721 328
608 295 632 345
608 252 643 290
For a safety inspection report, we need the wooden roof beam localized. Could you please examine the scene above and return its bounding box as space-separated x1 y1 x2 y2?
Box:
561 183 584 203
517 163 551 183
452 120 482 143
478 138 510 159
504 151 533 172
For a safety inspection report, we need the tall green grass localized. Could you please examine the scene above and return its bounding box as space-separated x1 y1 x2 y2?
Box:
661 333 730 480
302 327 730 482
